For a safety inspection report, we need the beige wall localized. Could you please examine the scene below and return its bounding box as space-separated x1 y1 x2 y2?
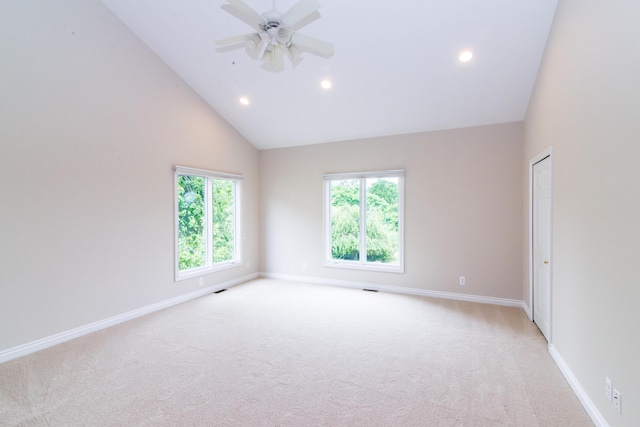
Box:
0 0 259 352
260 123 524 300
524 0 640 424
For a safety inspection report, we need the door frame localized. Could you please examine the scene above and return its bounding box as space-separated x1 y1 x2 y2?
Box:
528 146 554 341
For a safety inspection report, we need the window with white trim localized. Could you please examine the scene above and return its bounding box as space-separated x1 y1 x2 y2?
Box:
174 166 243 280
324 170 404 273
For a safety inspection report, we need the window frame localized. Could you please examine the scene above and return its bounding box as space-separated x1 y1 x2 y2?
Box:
323 169 405 273
174 166 243 281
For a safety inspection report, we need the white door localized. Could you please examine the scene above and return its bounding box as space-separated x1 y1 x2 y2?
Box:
533 156 552 341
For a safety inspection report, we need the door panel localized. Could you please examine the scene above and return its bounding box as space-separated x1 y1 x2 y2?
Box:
533 156 552 341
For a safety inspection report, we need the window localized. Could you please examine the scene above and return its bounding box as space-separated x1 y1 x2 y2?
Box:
324 170 404 273
174 166 242 280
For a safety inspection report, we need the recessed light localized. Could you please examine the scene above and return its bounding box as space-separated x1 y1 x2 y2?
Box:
321 80 332 90
239 97 250 106
459 50 473 63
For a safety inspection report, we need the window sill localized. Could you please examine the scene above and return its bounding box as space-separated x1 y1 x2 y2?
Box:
324 261 404 274
175 261 242 282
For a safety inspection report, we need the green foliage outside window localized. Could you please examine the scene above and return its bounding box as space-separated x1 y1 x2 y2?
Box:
330 178 399 263
178 175 235 271
178 175 206 270
212 179 234 263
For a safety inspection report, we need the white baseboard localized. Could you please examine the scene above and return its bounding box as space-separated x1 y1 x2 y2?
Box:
548 344 609 427
260 272 524 308
0 272 259 364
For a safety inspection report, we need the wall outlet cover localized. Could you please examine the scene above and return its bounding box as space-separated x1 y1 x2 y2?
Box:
613 389 621 414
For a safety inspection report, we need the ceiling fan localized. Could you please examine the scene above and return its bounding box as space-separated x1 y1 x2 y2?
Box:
215 0 334 72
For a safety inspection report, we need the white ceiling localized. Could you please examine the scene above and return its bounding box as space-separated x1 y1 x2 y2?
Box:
101 0 558 150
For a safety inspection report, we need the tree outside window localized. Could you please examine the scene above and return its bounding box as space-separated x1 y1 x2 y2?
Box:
325 171 403 272
175 167 242 280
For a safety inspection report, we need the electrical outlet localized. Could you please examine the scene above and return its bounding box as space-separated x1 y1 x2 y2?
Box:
613 389 621 414
198 278 204 287
605 377 612 402
459 276 466 286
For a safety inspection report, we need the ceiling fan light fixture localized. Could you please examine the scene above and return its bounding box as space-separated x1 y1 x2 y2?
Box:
262 45 285 72
244 33 263 59
276 27 292 44
287 44 303 67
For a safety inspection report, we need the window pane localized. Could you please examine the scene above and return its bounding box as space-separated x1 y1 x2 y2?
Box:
330 179 360 261
366 177 399 264
212 179 234 263
177 175 206 270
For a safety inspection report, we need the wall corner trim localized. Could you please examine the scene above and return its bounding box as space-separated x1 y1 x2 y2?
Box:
260 272 524 308
548 344 609 427
522 302 533 321
0 273 259 364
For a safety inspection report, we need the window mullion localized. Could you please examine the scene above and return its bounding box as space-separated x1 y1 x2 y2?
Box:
325 181 333 263
232 181 238 262
360 178 367 264
206 177 214 266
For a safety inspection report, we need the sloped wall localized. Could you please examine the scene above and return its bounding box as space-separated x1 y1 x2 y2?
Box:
0 0 259 352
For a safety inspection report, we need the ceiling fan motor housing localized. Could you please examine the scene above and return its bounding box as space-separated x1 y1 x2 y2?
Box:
260 10 292 46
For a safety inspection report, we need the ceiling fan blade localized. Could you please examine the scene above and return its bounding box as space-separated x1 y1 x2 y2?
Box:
221 0 265 30
291 33 334 58
216 43 244 53
215 34 251 46
280 0 320 28
290 10 321 31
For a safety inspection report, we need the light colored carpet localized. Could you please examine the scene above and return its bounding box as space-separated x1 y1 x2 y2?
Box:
0 278 592 426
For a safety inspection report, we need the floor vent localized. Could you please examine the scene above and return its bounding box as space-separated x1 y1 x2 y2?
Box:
214 289 227 294
363 289 378 292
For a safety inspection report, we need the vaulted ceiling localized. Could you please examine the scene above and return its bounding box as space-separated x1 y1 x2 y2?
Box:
101 0 558 150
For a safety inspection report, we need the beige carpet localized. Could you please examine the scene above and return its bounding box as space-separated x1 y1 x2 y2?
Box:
0 278 592 426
